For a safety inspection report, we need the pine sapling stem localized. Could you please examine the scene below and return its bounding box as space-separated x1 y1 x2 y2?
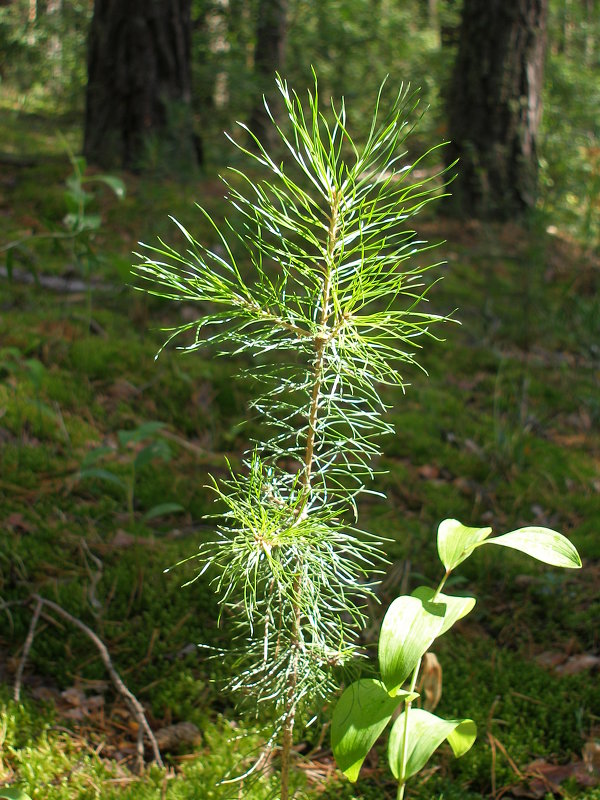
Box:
280 581 301 800
280 189 340 799
299 188 339 506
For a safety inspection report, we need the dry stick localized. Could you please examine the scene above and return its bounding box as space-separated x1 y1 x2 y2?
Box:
80 539 103 614
13 595 43 702
30 594 163 768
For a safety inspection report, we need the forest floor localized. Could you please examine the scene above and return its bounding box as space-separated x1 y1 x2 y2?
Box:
1 107 600 800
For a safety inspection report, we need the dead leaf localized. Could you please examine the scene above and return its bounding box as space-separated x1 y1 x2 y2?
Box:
155 722 202 751
418 652 442 711
62 686 87 706
111 529 138 549
555 654 600 676
107 379 139 401
59 686 104 719
526 757 598 793
583 741 600 775
30 685 60 702
417 464 440 480
534 651 568 669
5 513 34 533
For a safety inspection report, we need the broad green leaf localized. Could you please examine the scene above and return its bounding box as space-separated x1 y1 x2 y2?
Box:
81 446 114 468
89 174 126 199
437 519 492 571
64 182 93 204
78 214 102 231
331 679 417 783
483 527 581 569
118 421 165 445
447 721 478 758
134 439 171 470
63 212 80 231
388 708 476 782
24 358 45 387
71 155 87 175
411 586 476 636
80 467 126 489
143 502 184 522
63 211 100 231
0 789 33 800
379 596 446 696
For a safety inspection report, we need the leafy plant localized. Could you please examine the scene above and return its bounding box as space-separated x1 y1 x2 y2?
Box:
331 519 581 798
134 73 451 797
2 149 124 324
61 148 126 323
79 421 184 526
0 789 32 800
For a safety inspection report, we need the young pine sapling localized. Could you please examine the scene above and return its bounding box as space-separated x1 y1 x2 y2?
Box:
134 75 581 798
135 75 450 796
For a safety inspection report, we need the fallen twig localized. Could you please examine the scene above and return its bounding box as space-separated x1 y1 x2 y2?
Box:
16 594 163 769
13 596 43 702
0 265 113 292
80 539 103 614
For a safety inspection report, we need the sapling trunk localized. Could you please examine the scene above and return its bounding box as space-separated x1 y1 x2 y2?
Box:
281 192 340 796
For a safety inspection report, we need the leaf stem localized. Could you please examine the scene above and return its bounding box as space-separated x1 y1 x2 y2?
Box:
432 569 451 602
397 568 452 795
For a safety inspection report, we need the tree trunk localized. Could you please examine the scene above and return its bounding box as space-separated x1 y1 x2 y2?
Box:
206 0 230 110
445 0 548 219
583 0 595 65
248 0 287 143
46 0 63 81
84 0 199 171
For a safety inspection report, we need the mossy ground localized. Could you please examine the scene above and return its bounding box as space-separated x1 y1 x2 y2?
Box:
1 106 599 800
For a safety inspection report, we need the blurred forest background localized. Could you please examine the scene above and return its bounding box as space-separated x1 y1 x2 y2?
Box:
1 0 599 235
1 1 600 799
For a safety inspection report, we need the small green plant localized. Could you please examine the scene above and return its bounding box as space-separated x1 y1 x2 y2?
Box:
79 421 184 526
2 149 124 324
0 789 32 800
331 519 581 798
61 149 126 323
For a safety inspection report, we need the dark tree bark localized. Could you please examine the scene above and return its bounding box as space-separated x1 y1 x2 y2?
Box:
445 0 548 219
248 0 287 143
84 0 200 171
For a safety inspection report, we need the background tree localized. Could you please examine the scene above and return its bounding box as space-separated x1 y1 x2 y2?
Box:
248 0 287 142
445 0 549 219
83 0 200 171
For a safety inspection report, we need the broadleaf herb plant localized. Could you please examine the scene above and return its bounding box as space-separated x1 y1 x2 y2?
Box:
331 520 581 799
134 75 454 797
